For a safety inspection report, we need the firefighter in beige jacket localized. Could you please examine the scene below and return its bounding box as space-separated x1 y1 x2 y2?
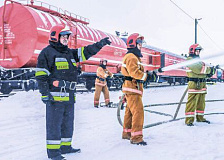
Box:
185 44 216 126
94 59 113 108
121 33 156 146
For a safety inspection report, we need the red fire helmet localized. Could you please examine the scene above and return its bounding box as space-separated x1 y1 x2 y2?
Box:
49 25 72 42
189 44 203 54
127 33 144 48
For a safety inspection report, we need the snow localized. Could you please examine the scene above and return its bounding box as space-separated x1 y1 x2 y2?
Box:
0 83 224 160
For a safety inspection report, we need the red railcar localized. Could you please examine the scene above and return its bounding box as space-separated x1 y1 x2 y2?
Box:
0 0 188 93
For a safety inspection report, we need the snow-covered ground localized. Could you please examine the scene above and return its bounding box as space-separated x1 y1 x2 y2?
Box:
0 83 224 160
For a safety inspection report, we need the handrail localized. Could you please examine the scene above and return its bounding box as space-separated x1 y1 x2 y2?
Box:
7 0 90 24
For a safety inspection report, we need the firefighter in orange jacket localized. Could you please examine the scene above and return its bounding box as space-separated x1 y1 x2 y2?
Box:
121 33 157 146
94 59 113 108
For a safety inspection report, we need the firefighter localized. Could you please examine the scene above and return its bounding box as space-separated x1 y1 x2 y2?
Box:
121 33 157 145
35 24 111 160
94 59 113 108
185 44 216 126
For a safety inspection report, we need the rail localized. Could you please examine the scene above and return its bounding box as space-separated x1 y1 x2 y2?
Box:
19 0 90 24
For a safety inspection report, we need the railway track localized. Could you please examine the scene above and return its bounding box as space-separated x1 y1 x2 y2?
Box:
0 93 16 100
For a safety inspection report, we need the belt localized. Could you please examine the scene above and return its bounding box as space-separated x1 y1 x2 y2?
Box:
97 76 105 81
124 76 144 83
188 78 206 82
58 80 76 90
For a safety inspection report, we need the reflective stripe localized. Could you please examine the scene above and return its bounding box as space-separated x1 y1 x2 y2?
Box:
50 92 69 97
141 73 147 80
185 112 195 115
61 138 72 142
94 101 99 105
71 59 77 66
55 58 67 62
50 92 71 101
185 115 195 118
196 110 204 115
131 131 142 137
185 112 195 117
78 47 86 62
95 82 107 86
35 71 48 76
105 99 110 102
47 140 61 145
46 140 61 149
122 87 143 95
61 138 72 146
123 128 131 133
188 88 207 94
47 144 61 149
61 141 71 146
35 68 50 76
81 47 86 61
200 65 208 74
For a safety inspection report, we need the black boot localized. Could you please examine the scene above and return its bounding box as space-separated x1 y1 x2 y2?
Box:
61 147 81 154
186 123 194 126
51 155 66 160
131 141 147 146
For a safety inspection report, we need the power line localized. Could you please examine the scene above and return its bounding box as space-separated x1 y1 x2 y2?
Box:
169 0 222 50
169 0 194 20
198 24 223 50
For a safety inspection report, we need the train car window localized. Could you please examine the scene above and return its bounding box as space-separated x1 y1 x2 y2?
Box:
160 53 165 68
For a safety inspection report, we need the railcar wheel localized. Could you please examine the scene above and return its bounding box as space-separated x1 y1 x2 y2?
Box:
0 83 13 94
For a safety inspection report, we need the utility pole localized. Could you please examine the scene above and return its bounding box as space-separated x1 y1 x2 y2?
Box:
195 18 202 44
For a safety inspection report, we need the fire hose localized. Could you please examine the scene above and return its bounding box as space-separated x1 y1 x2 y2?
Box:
117 93 224 129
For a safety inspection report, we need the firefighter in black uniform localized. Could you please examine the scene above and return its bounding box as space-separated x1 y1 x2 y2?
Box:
35 24 111 160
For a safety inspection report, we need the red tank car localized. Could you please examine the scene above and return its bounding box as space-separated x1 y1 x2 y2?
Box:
0 0 127 71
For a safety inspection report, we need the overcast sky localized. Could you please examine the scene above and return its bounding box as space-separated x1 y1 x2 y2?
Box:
1 0 224 64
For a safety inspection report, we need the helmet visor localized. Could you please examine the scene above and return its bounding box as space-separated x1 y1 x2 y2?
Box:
60 30 72 36
136 38 143 44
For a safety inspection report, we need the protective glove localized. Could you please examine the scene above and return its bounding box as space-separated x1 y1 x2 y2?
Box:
207 66 216 78
215 65 220 69
97 37 111 48
146 71 158 82
41 94 54 104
